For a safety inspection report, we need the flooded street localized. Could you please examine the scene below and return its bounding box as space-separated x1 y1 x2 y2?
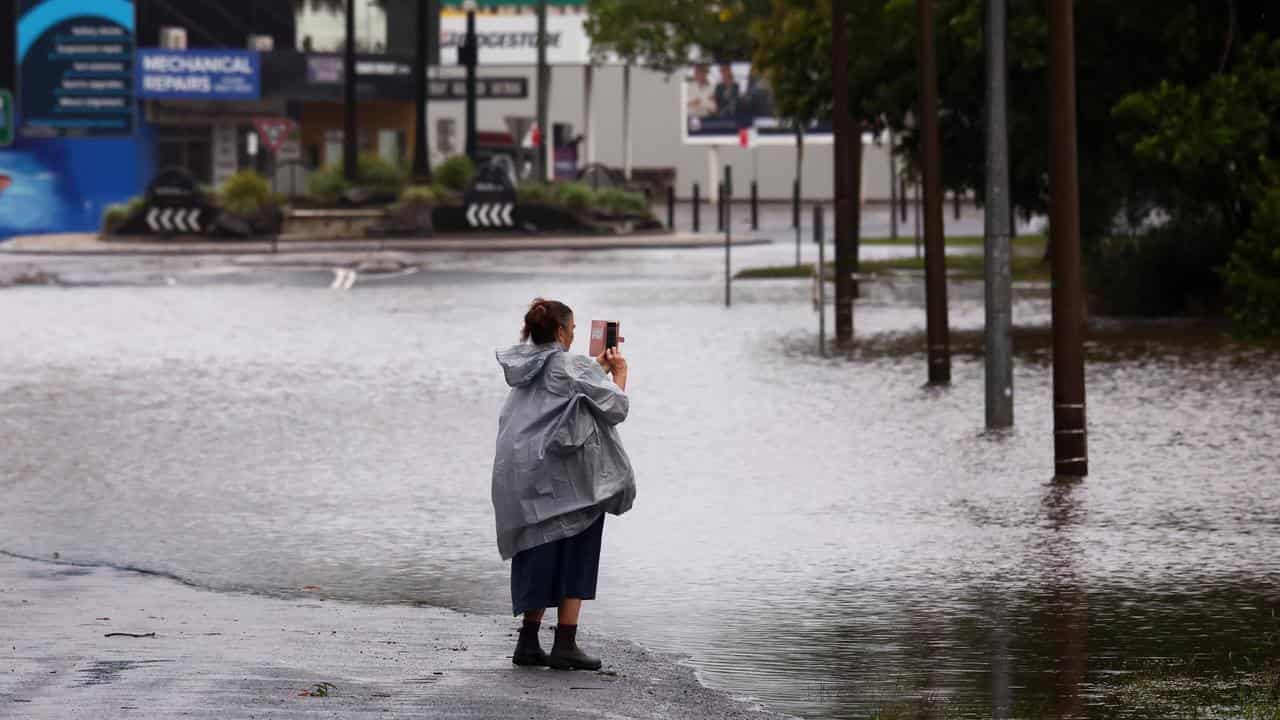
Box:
2 236 1278 718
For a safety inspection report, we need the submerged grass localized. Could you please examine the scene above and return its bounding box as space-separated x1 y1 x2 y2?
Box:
858 234 1047 249
734 253 1051 283
736 235 1049 281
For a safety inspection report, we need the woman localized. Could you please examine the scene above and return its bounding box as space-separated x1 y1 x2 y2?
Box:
492 298 636 671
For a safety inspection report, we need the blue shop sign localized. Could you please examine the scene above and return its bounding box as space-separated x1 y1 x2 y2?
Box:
15 0 136 138
136 49 261 101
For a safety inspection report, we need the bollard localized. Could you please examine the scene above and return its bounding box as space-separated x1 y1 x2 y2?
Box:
750 181 759 231
900 178 909 223
954 190 962 221
724 166 733 308
717 182 725 232
692 183 701 232
667 185 676 230
815 205 825 356
792 179 800 229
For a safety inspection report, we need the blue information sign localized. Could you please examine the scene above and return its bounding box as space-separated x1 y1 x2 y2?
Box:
136 49 262 101
15 0 136 138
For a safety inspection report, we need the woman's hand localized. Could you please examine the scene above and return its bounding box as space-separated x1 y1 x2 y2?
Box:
596 348 628 390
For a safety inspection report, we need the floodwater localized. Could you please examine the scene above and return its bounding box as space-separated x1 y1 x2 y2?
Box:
1 231 1278 719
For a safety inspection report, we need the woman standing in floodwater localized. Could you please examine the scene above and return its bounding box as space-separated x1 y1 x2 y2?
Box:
491 298 636 670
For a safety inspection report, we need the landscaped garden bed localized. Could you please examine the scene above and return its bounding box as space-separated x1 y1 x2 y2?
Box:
101 154 663 241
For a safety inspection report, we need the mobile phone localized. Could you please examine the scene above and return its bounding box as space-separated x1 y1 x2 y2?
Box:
589 320 621 356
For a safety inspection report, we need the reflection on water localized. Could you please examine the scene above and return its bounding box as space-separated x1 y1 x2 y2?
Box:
1 244 1277 719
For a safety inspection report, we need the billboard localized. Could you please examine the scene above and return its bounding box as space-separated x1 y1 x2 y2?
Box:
136 49 261 101
681 62 832 146
15 0 135 138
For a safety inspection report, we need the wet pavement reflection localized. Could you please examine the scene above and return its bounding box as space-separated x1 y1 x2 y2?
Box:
1 237 1277 718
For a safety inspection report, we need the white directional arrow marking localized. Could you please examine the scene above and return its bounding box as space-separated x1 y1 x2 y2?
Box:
174 209 190 233
160 208 175 232
188 209 201 232
146 207 161 232
467 202 516 229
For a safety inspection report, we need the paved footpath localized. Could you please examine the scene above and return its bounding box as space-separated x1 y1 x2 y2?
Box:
0 555 786 719
1 232 769 256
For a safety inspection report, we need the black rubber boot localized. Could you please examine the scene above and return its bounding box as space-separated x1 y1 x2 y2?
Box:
511 620 549 667
547 624 602 671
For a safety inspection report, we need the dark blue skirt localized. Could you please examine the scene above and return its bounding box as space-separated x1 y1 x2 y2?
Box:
510 514 605 616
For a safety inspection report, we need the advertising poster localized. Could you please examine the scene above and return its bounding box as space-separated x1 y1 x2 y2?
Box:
15 0 135 138
681 62 832 146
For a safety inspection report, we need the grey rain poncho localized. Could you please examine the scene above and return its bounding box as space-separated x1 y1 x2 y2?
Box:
492 342 636 560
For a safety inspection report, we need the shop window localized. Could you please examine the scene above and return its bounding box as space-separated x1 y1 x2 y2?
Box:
323 129 380 168
377 129 405 167
155 125 213 185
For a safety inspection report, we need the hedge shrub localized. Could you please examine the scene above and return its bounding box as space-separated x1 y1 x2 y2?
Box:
101 196 147 231
435 155 475 193
307 154 408 204
220 170 274 215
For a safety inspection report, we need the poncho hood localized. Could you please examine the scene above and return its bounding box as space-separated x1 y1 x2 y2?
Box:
496 342 564 387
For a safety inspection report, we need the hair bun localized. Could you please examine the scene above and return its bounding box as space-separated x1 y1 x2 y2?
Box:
520 298 573 344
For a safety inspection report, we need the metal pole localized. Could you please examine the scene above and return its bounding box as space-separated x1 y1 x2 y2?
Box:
464 9 477 162
832 0 855 344
1048 0 1088 478
693 182 701 232
412 0 432 182
724 165 733 308
792 179 800 230
816 205 826 356
583 64 594 167
917 0 952 385
750 181 758 231
914 177 923 259
901 176 909 224
985 0 1014 430
343 0 358 182
666 185 675 230
889 128 899 241
535 0 549 182
717 182 725 232
622 63 633 179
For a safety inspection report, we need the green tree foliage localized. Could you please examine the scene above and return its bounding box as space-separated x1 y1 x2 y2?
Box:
750 1 907 130
584 1 769 70
1105 34 1280 328
1224 177 1280 336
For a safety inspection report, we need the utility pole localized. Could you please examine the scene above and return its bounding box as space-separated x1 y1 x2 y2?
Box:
535 0 549 181
832 0 855 345
463 1 478 162
343 0 358 182
1048 0 1088 478
916 0 951 385
412 0 434 182
984 0 1013 428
